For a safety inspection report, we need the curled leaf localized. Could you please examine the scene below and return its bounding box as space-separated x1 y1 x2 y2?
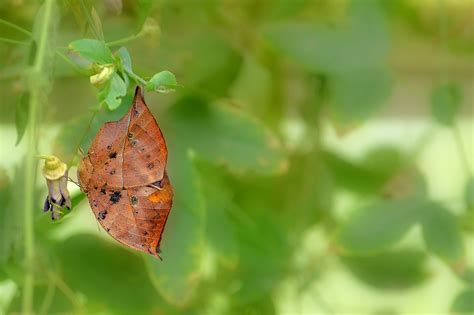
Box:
90 64 115 87
146 71 177 93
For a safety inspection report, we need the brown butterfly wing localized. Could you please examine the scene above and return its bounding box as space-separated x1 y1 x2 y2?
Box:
85 173 172 255
78 86 173 257
87 87 167 188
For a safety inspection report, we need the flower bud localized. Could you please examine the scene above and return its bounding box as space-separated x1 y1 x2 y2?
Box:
37 155 71 220
90 64 115 87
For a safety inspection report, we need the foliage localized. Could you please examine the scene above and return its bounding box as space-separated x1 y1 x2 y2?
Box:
0 0 473 314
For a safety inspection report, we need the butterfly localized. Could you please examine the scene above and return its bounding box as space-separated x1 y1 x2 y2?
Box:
78 86 173 259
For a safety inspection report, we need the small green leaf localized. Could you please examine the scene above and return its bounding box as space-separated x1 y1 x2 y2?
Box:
430 83 462 126
338 198 424 253
116 47 133 73
0 168 12 264
322 150 397 195
14 93 29 146
341 249 428 289
465 177 474 212
99 72 127 110
69 39 115 64
420 202 464 262
14 40 36 146
451 288 474 314
230 54 272 114
146 70 177 93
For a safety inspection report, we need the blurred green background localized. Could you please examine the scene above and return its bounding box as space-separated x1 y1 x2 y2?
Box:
0 0 473 314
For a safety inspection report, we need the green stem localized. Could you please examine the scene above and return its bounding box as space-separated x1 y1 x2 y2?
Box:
0 37 29 45
55 50 87 74
106 34 141 47
0 18 32 37
38 280 56 315
22 1 55 314
124 68 147 85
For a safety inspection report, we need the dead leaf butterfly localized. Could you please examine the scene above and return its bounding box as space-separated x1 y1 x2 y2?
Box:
78 86 173 259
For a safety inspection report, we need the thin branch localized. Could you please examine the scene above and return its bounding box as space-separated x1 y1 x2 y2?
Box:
106 34 139 47
0 18 32 37
0 37 29 45
38 280 56 315
22 1 56 313
124 68 147 85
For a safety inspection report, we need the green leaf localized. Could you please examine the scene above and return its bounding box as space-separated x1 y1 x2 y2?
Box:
451 288 474 314
233 211 289 304
161 96 287 175
99 72 127 110
146 70 177 93
262 0 391 123
338 198 423 253
322 151 396 194
341 249 428 289
52 234 167 315
114 47 132 88
116 47 133 73
14 40 36 146
145 151 205 306
14 93 29 146
329 68 392 122
465 177 474 212
0 169 12 264
0 279 17 315
420 202 464 262
430 83 462 126
197 161 238 264
230 54 272 114
69 39 115 64
263 1 388 73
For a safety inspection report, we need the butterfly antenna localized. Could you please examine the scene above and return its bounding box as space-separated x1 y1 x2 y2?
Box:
68 177 81 188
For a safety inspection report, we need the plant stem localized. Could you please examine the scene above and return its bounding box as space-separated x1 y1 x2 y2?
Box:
106 34 140 47
55 50 87 74
124 68 147 85
22 1 55 314
0 37 29 45
0 18 32 37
